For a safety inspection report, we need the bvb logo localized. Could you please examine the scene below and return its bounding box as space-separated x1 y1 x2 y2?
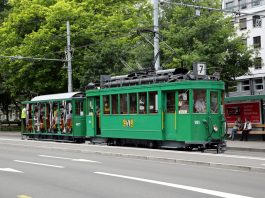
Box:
122 119 134 128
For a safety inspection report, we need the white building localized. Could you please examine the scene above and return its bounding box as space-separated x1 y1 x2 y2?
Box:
222 0 265 96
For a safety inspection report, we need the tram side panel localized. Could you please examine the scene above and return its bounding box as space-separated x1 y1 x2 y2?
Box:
100 114 163 140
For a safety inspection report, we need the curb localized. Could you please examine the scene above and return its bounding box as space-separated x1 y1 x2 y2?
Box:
227 146 265 153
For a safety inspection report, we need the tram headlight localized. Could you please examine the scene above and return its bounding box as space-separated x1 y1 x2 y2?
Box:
213 125 218 132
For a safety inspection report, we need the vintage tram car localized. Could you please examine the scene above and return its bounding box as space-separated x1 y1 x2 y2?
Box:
21 69 226 152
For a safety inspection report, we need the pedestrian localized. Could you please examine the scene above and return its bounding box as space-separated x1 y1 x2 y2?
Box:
21 105 26 129
240 118 252 141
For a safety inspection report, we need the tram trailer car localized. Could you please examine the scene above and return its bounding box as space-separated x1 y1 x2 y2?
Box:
21 92 87 143
21 69 226 152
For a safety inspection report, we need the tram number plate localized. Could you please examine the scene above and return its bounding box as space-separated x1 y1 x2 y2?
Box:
194 120 201 125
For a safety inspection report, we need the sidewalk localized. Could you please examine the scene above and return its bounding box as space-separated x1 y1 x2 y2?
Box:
226 140 265 152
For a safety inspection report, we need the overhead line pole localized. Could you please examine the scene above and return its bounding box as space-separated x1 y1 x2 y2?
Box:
66 21 73 93
154 0 160 71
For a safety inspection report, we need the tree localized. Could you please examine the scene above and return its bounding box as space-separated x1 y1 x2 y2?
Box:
0 0 152 98
159 0 253 86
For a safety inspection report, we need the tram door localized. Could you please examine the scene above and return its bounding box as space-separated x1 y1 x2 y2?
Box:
164 91 177 140
86 96 101 137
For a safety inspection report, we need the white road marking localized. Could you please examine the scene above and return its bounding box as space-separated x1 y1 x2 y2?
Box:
14 160 64 168
94 172 254 198
0 168 23 173
39 154 101 163
17 195 32 198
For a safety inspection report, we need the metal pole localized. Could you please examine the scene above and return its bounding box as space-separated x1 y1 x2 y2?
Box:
66 21 73 93
154 0 160 71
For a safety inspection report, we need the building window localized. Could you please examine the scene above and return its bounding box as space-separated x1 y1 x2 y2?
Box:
254 57 262 69
253 36 261 48
228 81 238 92
239 18 247 30
242 80 250 91
252 0 261 7
253 15 262 28
242 38 247 46
226 1 234 10
254 78 263 90
239 0 247 9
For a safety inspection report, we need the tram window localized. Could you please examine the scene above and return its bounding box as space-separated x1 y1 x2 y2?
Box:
111 95 118 114
34 104 41 132
120 94 128 114
210 92 218 113
75 101 84 116
139 92 147 114
129 93 137 114
103 96 110 114
178 90 189 114
193 90 206 113
166 92 175 113
149 92 158 113
87 98 94 114
26 104 32 131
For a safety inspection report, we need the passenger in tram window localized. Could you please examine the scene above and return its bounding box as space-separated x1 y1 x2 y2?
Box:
178 93 189 114
104 103 110 114
52 106 59 129
194 91 206 113
66 110 72 132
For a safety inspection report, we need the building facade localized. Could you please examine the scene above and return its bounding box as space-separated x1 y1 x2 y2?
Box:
222 0 265 97
0 105 20 122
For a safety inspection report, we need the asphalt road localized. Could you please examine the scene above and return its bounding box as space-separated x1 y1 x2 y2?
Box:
0 135 264 198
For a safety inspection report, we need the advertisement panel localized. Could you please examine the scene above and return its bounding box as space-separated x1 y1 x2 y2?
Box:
225 102 261 124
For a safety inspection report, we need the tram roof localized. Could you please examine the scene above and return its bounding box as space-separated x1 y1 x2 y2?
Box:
31 92 83 102
225 94 265 102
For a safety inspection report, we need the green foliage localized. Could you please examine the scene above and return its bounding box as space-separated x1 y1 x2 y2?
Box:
0 0 151 98
0 0 253 100
160 0 253 85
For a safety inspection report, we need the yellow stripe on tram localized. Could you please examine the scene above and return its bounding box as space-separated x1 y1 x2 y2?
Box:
174 110 176 129
162 111 164 130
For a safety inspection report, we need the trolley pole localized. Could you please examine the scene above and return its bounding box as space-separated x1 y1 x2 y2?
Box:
154 0 160 71
66 21 73 93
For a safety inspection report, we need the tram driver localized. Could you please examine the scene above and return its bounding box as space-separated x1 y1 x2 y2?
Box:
194 90 206 113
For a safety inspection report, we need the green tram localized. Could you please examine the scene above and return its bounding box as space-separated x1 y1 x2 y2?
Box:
21 92 86 143
21 69 226 152
86 69 226 152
